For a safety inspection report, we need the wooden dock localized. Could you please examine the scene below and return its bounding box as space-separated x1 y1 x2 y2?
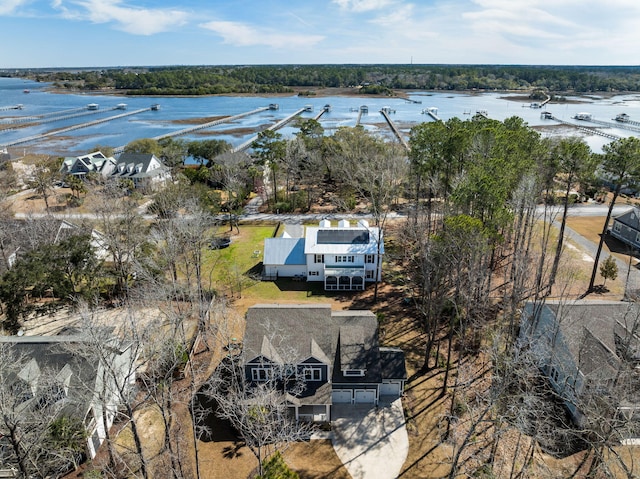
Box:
0 105 118 126
231 107 308 153
112 106 281 155
422 107 441 122
356 105 368 126
1 107 152 148
550 115 620 141
380 109 410 152
314 104 331 121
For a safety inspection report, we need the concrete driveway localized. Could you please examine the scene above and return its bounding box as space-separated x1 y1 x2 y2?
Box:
331 398 409 479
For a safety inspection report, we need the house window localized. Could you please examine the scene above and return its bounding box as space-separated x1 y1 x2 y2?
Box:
343 369 365 377
252 368 272 381
365 254 375 264
365 270 375 279
314 254 324 264
335 255 354 263
302 367 322 381
308 271 319 276
550 366 560 384
614 222 621 233
636 232 640 244
11 380 33 403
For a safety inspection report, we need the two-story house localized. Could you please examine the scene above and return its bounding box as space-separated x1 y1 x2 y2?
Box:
609 207 640 252
59 151 117 179
519 300 640 442
0 335 136 461
243 304 406 422
60 151 169 190
262 219 383 290
109 153 169 190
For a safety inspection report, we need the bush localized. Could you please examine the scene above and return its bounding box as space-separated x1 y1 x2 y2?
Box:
256 451 299 479
67 195 84 208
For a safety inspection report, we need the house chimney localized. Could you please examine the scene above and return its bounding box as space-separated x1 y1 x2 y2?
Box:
357 219 369 229
319 219 331 228
338 219 350 228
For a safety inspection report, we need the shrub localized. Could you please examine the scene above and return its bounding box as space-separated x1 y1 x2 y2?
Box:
256 451 299 479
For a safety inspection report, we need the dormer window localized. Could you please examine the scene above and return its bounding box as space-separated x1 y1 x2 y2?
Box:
343 369 365 377
302 367 322 381
11 379 33 403
252 367 273 381
35 383 66 410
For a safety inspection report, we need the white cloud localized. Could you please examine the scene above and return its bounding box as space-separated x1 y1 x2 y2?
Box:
332 0 396 13
200 20 324 49
54 0 188 35
0 0 30 15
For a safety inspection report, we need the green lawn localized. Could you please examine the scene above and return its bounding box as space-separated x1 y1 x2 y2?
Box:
203 224 339 305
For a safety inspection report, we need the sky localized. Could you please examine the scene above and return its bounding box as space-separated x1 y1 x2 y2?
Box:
1 0 640 68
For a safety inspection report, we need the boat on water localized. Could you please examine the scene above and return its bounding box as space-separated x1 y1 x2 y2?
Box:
573 112 592 121
23 89 30 94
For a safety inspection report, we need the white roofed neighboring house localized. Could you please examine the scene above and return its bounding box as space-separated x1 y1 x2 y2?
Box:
263 219 383 290
110 153 169 191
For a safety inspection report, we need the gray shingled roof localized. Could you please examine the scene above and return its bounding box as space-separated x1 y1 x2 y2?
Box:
380 347 408 380
244 305 386 389
614 207 640 231
526 300 640 380
0 336 98 419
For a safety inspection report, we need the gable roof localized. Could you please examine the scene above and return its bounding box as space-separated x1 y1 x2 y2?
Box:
263 238 305 265
523 300 640 379
60 151 116 176
244 305 385 385
0 336 99 418
112 153 168 180
379 347 408 380
614 207 640 231
245 304 335 366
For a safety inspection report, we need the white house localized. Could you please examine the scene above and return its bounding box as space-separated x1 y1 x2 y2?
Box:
60 151 170 190
263 219 383 290
111 153 169 190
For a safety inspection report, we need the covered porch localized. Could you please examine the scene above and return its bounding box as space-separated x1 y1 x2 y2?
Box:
324 267 365 291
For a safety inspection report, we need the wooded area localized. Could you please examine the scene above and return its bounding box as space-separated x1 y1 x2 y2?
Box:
7 64 640 95
1 112 639 478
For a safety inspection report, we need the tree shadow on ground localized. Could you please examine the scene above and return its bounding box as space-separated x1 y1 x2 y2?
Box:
602 233 640 260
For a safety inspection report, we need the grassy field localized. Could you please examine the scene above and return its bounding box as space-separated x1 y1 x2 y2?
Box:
204 224 363 309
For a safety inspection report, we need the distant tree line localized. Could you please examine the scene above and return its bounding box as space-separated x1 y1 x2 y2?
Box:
7 64 640 94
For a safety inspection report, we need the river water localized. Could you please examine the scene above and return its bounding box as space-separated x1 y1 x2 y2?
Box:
2 77 640 157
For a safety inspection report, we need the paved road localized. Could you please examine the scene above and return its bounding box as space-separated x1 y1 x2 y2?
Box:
12 199 632 222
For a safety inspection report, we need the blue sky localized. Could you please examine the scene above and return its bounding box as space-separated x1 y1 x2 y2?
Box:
1 0 639 68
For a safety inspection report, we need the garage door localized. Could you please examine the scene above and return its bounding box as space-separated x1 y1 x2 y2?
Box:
380 381 401 397
354 389 376 404
332 390 352 403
